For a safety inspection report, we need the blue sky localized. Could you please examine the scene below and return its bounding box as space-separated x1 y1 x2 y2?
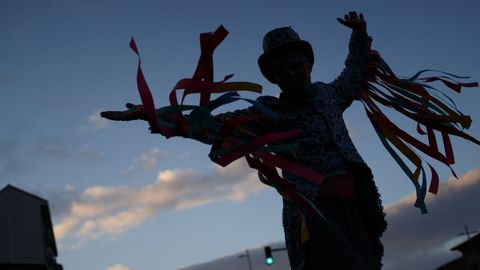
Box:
1 0 479 270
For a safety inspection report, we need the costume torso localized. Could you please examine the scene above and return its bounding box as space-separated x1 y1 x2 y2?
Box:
254 89 356 200
207 31 373 270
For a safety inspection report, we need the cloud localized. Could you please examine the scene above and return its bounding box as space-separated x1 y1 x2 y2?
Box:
87 110 110 130
34 137 71 157
44 185 80 218
55 216 80 241
34 136 102 160
140 148 164 170
1 136 100 182
78 144 103 159
381 168 480 270
120 148 190 175
178 169 480 270
106 264 132 270
54 159 263 248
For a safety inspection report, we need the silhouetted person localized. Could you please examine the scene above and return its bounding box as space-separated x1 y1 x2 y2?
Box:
102 11 386 270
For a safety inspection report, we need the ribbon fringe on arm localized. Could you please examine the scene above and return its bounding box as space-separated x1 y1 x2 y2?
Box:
360 50 479 213
127 26 478 216
129 26 328 222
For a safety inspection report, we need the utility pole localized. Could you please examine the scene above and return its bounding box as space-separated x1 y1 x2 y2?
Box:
457 224 479 269
238 249 253 270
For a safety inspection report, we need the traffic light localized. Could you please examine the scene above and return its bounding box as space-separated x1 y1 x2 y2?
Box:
264 246 274 265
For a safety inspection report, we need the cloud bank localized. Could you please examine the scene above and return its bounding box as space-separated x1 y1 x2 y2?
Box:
382 168 480 270
87 110 110 130
54 159 263 248
105 264 132 270
120 147 189 175
179 169 480 270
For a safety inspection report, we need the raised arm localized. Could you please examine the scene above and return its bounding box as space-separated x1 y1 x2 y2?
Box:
329 11 372 111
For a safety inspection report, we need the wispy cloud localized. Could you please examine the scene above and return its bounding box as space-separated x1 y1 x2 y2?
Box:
34 136 70 157
88 110 110 130
54 159 263 248
43 185 80 218
106 264 133 270
140 148 165 170
120 147 191 175
382 168 480 270
34 136 102 160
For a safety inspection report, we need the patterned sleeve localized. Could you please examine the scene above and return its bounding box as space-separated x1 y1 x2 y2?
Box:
153 96 276 145
328 31 372 111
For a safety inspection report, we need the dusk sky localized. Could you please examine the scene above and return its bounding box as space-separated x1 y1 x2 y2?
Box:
1 1 479 270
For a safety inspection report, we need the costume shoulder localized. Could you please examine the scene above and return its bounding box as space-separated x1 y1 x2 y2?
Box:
312 81 327 89
311 81 329 98
256 95 280 107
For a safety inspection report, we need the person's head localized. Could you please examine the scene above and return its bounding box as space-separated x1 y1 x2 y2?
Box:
271 49 312 95
258 27 314 96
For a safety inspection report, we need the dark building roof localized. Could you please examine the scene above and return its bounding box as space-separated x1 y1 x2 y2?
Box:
0 184 48 203
0 184 58 256
436 257 467 270
452 233 480 253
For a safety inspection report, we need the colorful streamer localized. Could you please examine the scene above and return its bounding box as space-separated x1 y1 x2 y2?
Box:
360 50 479 213
128 27 478 217
129 26 326 220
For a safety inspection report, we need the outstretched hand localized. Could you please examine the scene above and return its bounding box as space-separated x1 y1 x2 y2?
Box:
337 11 367 33
100 103 148 121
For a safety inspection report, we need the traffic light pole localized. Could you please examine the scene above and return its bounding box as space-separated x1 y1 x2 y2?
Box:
238 249 253 270
264 245 287 266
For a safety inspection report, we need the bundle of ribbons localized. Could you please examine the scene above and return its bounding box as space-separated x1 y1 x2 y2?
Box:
360 51 479 213
129 25 478 216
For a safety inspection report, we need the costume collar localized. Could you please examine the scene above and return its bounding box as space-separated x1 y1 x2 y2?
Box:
279 84 315 103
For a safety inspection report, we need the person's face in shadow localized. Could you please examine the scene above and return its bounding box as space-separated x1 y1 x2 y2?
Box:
272 50 312 97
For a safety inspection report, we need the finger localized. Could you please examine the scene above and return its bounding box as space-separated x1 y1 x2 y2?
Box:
337 18 346 25
350 11 358 21
344 14 349 21
100 111 118 120
126 103 135 109
359 13 365 21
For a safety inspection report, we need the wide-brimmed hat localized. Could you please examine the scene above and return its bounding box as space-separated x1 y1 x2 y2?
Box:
258 27 314 83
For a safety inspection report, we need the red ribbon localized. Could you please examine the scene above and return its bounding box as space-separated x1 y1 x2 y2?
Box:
167 25 229 137
212 129 302 167
130 38 174 137
253 152 325 186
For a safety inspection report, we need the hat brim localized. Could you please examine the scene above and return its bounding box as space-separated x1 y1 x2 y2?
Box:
258 40 314 84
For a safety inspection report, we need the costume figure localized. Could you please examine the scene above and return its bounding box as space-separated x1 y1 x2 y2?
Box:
101 11 478 270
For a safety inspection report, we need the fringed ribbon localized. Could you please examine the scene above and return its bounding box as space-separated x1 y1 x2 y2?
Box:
361 50 479 213
128 26 326 223
129 27 479 218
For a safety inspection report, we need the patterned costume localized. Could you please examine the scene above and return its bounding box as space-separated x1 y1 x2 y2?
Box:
187 30 385 269
101 16 478 270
